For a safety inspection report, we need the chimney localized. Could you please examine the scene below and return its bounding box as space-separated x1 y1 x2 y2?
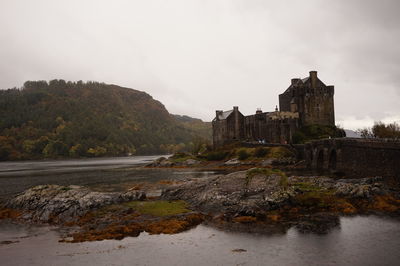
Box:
256 108 262 114
233 106 239 112
309 71 317 88
291 78 300 85
215 110 223 120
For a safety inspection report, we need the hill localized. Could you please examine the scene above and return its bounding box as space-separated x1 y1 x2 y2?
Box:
172 114 212 140
0 80 211 160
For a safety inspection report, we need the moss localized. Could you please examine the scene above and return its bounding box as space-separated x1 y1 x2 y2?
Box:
64 213 204 242
123 200 190 217
367 195 400 212
293 182 321 192
294 189 336 209
145 213 204 234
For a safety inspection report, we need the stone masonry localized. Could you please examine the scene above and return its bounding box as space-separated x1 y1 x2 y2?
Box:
212 71 335 147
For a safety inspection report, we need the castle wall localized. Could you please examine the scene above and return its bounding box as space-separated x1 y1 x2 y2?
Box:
212 71 335 148
212 108 244 148
244 112 299 144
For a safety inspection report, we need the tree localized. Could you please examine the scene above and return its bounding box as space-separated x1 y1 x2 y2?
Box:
357 121 400 140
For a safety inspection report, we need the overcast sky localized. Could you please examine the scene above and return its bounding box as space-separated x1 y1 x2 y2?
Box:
1 0 399 129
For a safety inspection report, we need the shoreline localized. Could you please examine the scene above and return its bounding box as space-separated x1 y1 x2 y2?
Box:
1 163 399 242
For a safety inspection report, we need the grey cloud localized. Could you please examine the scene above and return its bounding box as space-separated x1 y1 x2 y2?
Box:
0 0 399 129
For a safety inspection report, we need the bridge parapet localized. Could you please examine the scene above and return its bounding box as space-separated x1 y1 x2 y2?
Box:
304 138 400 178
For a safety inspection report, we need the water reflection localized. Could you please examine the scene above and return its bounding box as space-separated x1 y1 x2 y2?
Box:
1 216 399 266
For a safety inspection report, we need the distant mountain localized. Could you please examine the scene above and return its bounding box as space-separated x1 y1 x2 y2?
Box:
0 80 211 160
172 114 212 140
344 129 361 138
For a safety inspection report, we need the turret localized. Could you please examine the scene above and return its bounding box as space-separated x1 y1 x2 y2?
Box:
309 71 317 88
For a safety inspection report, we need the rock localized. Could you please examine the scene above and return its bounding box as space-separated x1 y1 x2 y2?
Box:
183 159 200 166
119 190 146 201
334 177 389 199
162 171 295 215
6 185 146 223
271 157 296 166
232 249 247 253
146 157 175 167
261 159 273 167
224 158 241 166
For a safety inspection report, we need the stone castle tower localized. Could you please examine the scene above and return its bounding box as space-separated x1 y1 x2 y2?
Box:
279 71 334 126
212 71 335 147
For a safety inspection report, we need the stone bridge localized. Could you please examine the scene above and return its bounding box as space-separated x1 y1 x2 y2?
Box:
304 138 400 178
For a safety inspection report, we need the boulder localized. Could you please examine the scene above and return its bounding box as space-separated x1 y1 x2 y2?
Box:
224 158 241 166
7 185 146 223
183 159 200 166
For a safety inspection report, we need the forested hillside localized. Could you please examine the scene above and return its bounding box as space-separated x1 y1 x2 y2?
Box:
0 80 211 160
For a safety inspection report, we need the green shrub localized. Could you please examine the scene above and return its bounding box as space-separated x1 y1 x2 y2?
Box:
170 152 190 159
269 147 295 158
293 124 346 144
206 151 228 161
253 147 269 158
237 149 250 160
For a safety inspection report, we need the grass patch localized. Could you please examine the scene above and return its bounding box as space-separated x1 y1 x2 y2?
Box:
268 147 295 158
124 200 190 217
169 152 195 163
293 182 321 192
205 151 229 161
253 147 269 158
237 148 251 160
292 181 336 209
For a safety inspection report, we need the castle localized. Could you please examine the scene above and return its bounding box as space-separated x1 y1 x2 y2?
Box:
212 71 335 147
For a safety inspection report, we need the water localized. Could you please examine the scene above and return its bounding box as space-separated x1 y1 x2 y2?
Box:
0 156 222 201
0 216 399 266
0 156 400 265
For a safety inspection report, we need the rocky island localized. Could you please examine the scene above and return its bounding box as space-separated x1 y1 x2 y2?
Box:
1 144 399 242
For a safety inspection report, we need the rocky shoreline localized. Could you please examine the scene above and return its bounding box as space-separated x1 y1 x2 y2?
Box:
1 157 400 241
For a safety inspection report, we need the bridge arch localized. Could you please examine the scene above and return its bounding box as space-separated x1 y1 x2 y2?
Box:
316 148 324 170
328 149 337 170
